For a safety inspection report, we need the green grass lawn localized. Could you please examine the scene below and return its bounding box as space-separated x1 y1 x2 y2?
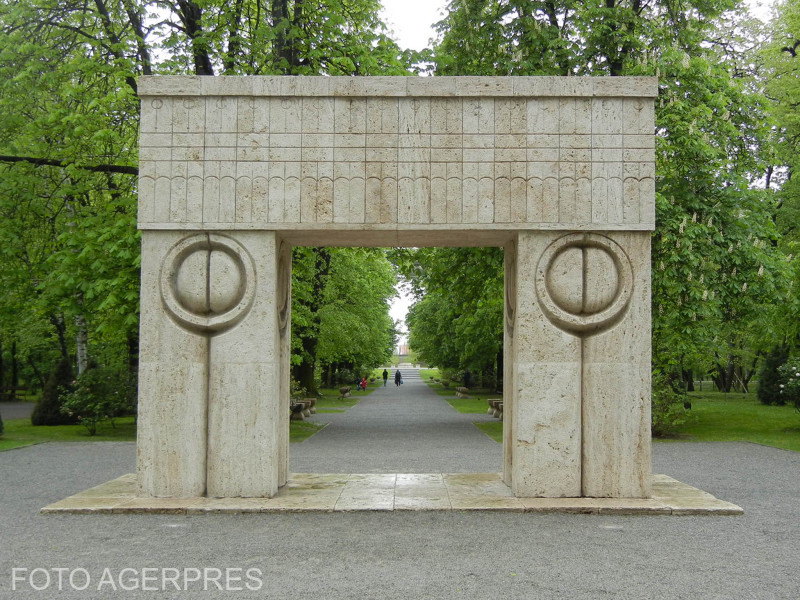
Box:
419 368 441 381
669 391 800 451
471 392 800 449
474 421 503 443
290 420 326 442
0 405 337 450
0 416 138 451
315 387 366 412
422 377 504 441
429 383 500 414
421 381 800 451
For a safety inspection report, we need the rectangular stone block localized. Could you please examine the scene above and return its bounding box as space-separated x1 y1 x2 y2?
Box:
206 232 288 498
510 232 582 497
581 232 652 498
137 232 208 497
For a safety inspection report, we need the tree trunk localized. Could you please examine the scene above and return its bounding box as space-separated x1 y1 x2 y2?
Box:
27 357 46 390
682 369 695 392
713 356 736 393
127 331 139 375
177 1 215 75
75 313 88 376
50 314 69 361
291 248 332 395
224 0 245 72
10 340 18 388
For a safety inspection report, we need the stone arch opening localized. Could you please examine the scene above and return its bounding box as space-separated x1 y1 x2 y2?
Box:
136 76 655 499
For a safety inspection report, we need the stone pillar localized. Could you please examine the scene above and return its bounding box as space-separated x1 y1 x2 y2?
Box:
137 230 290 498
509 230 652 498
510 231 582 497
581 232 651 498
206 232 288 498
137 231 209 497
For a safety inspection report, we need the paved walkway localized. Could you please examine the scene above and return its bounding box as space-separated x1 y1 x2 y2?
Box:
1 375 799 597
0 401 35 421
291 368 503 473
38 372 740 515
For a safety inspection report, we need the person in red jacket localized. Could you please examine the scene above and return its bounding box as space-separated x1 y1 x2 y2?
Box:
360 377 368 391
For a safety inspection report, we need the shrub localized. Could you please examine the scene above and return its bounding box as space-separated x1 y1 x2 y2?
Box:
757 345 790 405
335 368 356 386
777 358 800 411
60 366 137 435
651 373 689 437
0 409 4 437
440 368 462 384
31 358 77 426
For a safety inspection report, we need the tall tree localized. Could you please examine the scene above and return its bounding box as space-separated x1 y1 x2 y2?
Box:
763 0 800 349
398 247 504 385
422 1 785 387
0 0 415 388
292 247 397 392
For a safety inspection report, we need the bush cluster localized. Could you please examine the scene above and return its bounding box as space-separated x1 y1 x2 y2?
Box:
757 345 791 405
651 373 690 437
31 357 77 426
60 366 137 435
777 358 800 411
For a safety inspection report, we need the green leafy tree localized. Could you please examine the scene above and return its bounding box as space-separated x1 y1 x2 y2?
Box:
426 1 785 397
0 0 415 398
398 247 504 386
762 0 800 349
777 357 800 410
757 344 791 405
293 247 398 392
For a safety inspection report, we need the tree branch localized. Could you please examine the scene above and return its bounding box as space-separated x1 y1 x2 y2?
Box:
0 155 138 176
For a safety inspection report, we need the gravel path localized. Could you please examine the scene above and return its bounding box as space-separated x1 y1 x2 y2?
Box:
1 377 799 599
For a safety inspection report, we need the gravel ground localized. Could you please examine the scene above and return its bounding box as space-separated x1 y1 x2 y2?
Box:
1 376 798 599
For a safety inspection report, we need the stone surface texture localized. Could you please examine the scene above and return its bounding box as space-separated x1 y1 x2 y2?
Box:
137 76 656 500
42 473 743 515
138 76 656 241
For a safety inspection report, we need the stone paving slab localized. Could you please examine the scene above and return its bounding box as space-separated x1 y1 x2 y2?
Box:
41 473 743 515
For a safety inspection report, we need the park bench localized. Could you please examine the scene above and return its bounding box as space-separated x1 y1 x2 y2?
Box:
290 401 306 421
487 398 503 420
456 386 470 398
290 397 317 421
300 397 316 416
0 386 28 401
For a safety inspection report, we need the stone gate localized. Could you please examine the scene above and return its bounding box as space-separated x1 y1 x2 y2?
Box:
136 76 656 499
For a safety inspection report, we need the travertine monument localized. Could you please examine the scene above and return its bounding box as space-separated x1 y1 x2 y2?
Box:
137 76 656 500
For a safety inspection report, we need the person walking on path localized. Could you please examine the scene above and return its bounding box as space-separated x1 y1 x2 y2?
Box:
395 370 402 386
360 377 368 392
382 369 389 386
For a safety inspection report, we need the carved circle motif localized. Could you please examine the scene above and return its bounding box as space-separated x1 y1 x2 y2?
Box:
161 234 256 335
535 233 633 336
